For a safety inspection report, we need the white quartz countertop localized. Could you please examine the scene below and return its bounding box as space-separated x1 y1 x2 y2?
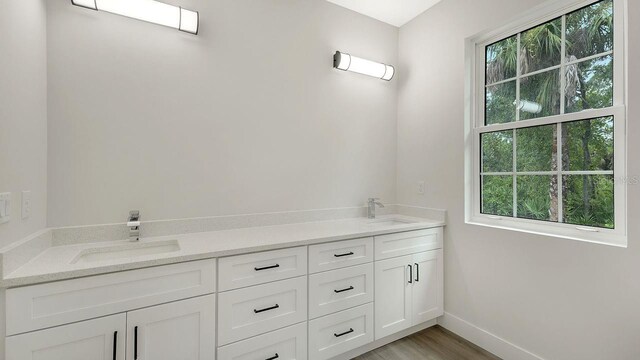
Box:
2 215 444 288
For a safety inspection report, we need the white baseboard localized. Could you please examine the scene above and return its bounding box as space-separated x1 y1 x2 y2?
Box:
438 312 545 360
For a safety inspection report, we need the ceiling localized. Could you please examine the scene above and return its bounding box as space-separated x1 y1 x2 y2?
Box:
325 0 442 27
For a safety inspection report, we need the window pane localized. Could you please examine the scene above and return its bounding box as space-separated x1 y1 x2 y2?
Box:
562 117 614 171
519 69 560 120
562 174 614 229
516 124 555 171
486 81 516 125
486 36 517 83
565 55 613 113
566 0 613 60
481 175 513 216
517 175 555 221
482 131 513 172
520 18 562 74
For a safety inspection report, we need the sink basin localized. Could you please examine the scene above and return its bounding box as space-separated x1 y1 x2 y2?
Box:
367 218 417 226
71 239 181 264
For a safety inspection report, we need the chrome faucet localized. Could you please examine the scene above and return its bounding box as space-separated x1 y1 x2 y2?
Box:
127 210 141 241
367 198 384 219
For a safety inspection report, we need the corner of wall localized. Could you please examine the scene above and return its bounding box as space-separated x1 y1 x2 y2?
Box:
0 0 49 249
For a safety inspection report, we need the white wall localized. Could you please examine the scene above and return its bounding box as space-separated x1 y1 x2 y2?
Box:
0 0 48 248
397 0 640 359
46 0 399 227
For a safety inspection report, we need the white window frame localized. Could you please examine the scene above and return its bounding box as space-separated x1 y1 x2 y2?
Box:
464 0 628 247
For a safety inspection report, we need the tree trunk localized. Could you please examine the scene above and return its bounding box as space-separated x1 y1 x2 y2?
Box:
561 125 570 222
549 126 559 222
582 121 593 215
578 73 593 216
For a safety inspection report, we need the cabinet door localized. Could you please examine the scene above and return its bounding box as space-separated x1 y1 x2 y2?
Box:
374 255 413 340
126 295 216 360
6 313 125 360
411 249 444 325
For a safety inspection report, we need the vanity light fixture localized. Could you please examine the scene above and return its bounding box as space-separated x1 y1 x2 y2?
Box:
71 0 199 35
333 51 395 81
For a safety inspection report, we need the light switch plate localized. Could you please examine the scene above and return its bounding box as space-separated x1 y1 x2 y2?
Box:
22 191 31 220
0 192 11 224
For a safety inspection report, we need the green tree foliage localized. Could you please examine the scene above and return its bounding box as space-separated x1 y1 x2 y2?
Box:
481 0 614 229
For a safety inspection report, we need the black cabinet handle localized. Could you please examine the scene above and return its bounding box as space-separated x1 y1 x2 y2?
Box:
415 263 419 282
254 304 280 313
255 264 280 271
334 328 354 337
334 252 354 257
266 353 279 360
113 331 118 360
134 326 138 360
334 286 354 293
408 265 413 284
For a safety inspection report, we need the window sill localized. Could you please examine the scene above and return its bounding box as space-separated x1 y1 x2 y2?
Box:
466 216 627 248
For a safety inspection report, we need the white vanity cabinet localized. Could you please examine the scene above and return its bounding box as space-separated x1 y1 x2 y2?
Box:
5 314 126 360
374 248 443 340
4 225 445 360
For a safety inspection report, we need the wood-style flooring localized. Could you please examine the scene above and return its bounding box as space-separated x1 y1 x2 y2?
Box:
353 326 502 360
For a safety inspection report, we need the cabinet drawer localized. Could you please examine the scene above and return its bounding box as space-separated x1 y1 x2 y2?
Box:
218 247 307 291
308 263 373 319
5 259 216 336
308 238 373 274
218 276 307 346
308 303 374 360
374 228 443 260
217 322 307 360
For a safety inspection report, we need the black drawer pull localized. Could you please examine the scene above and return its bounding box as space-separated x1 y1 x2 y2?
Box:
334 252 354 258
254 304 280 313
134 326 138 360
266 353 279 360
334 328 354 338
255 264 280 271
408 264 413 284
415 263 420 282
112 331 118 360
334 286 354 293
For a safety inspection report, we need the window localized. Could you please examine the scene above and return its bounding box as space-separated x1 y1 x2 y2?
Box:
466 0 627 246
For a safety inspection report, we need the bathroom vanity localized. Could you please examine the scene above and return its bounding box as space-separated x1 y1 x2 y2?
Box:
1 216 444 360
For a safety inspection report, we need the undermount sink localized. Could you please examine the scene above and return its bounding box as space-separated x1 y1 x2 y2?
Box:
70 239 181 264
367 218 417 226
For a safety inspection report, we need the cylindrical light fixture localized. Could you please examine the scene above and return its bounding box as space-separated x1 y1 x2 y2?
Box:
71 0 199 35
333 51 395 81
